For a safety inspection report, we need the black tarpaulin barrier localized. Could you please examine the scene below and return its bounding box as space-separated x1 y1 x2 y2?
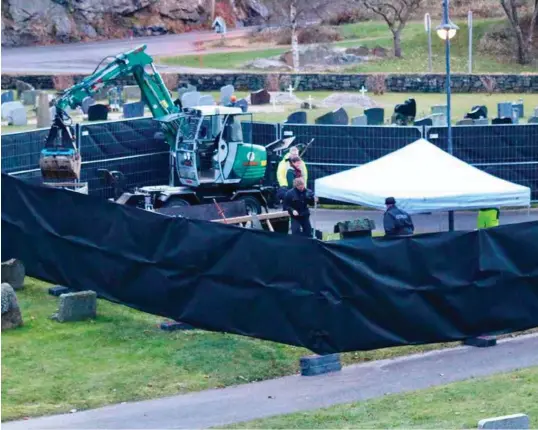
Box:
2 173 538 354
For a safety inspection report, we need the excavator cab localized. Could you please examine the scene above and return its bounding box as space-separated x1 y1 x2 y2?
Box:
39 110 81 181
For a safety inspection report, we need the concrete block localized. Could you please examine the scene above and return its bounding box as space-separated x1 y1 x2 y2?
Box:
48 285 72 296
300 354 342 376
464 336 497 348
478 413 529 429
160 321 195 331
53 290 97 322
1 259 25 290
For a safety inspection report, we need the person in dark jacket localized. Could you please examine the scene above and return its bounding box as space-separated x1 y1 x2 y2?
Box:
383 197 414 237
283 177 317 237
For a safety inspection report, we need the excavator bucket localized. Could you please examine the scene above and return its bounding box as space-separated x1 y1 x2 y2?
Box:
40 115 81 181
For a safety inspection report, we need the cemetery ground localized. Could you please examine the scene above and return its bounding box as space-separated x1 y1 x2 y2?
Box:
158 19 538 74
3 279 537 422
1 90 537 135
225 366 538 429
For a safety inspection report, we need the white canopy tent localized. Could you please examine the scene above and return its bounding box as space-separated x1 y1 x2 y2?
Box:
314 138 531 213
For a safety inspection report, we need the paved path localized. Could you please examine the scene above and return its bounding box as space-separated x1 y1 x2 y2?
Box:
314 208 538 234
5 334 538 429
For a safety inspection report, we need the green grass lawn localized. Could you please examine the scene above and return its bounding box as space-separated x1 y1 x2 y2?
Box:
158 19 537 73
224 366 538 429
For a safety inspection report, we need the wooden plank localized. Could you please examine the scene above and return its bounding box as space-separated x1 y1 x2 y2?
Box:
265 219 275 232
212 211 289 224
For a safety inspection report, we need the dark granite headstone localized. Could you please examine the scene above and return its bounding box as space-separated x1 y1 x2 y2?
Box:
364 107 384 125
123 101 145 118
1 91 14 104
250 89 271 105
285 111 307 124
235 98 249 112
88 104 109 121
315 107 348 125
492 117 513 125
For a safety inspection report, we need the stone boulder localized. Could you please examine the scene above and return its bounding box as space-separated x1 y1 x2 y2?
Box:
1 283 23 331
1 259 25 290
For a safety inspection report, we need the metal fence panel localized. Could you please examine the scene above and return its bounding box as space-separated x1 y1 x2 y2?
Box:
242 121 279 146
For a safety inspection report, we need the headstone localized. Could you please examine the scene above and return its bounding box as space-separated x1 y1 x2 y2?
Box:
52 290 97 323
48 285 72 297
81 96 96 114
122 101 145 118
364 107 384 125
1 101 24 120
456 119 474 126
414 117 433 126
429 113 446 126
21 90 38 106
285 111 307 124
511 106 520 124
123 85 141 100
181 91 201 108
235 98 249 113
1 283 23 331
497 102 513 118
478 413 529 429
198 95 215 106
87 104 109 121
1 259 25 291
492 117 513 125
178 84 196 99
1 91 14 104
15 80 34 98
465 105 488 120
37 92 52 128
431 104 447 116
315 107 349 125
512 100 524 118
8 107 28 126
107 86 124 111
351 115 367 125
220 84 235 105
528 116 538 124
473 118 489 125
250 89 271 105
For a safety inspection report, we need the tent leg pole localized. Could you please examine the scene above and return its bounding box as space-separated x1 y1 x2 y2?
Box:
448 211 455 231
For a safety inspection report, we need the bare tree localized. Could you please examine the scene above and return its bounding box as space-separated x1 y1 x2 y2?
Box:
355 0 425 57
264 0 329 71
500 0 538 64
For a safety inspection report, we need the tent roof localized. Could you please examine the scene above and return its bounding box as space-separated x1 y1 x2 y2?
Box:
314 138 531 213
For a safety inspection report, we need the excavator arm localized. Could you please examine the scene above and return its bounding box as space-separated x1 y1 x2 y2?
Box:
41 44 181 181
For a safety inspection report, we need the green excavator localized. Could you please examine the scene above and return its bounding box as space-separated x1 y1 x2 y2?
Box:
40 44 303 214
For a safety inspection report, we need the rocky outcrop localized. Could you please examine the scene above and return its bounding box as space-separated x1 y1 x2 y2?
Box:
1 0 269 46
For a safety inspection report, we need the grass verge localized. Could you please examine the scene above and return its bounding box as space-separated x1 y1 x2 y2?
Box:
223 366 538 429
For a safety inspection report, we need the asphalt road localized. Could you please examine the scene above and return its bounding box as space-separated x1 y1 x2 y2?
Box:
4 334 538 430
313 208 538 234
1 28 252 74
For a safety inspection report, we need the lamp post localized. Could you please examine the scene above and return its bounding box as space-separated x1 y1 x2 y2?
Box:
436 0 459 231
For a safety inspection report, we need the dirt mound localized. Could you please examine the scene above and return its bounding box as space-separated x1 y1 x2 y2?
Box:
321 93 379 109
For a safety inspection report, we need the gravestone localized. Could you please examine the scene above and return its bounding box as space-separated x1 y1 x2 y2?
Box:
1 259 25 290
511 106 520 124
1 283 23 331
107 86 124 111
1 91 14 104
478 413 529 429
414 117 433 126
87 104 109 121
497 102 513 118
220 84 235 105
81 96 96 114
512 100 524 118
8 107 28 126
21 90 38 106
250 89 271 105
123 85 141 100
15 80 34 98
473 118 489 125
492 117 513 125
351 115 367 125
465 105 488 120
285 111 307 124
52 290 97 322
123 101 145 118
198 95 215 106
235 98 249 112
181 91 201 108
428 113 446 126
315 107 349 125
1 101 24 120
178 84 197 99
528 116 538 124
431 104 447 116
456 119 474 126
364 107 384 125
37 92 52 128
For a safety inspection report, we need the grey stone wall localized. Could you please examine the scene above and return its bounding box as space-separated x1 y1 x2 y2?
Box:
2 73 537 93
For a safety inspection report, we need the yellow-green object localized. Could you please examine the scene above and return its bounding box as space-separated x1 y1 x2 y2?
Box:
477 208 500 229
277 154 308 187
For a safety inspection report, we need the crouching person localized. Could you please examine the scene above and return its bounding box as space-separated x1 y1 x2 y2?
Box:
284 177 318 237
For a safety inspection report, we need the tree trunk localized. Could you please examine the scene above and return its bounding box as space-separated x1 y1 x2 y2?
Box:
500 0 531 64
290 1 300 71
393 30 402 58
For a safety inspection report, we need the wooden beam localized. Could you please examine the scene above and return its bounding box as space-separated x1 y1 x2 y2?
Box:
212 211 290 224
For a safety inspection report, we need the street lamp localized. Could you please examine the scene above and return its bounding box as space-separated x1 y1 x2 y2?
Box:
437 0 459 231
